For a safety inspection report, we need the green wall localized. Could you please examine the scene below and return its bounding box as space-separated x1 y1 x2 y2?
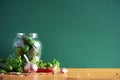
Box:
0 0 120 68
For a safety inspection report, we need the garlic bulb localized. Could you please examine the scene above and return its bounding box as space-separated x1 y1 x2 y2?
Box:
23 54 38 73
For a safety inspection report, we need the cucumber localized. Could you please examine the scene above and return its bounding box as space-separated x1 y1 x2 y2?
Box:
0 63 13 72
0 69 7 73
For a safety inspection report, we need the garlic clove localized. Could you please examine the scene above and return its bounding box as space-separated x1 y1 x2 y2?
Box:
24 64 30 73
60 68 68 73
30 63 38 72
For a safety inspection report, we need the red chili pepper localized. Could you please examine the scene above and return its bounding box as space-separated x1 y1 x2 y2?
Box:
37 68 54 73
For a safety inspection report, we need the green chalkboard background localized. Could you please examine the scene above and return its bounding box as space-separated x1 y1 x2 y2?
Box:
0 0 120 68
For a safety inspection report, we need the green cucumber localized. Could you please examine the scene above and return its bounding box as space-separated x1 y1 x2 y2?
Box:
0 63 13 72
0 69 7 73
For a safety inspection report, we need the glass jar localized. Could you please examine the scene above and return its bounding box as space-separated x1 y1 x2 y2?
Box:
13 33 42 63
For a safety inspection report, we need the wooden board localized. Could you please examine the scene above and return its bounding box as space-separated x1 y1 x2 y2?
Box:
1 68 120 80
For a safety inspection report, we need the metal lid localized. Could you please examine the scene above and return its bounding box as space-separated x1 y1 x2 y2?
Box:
29 33 38 38
17 33 25 38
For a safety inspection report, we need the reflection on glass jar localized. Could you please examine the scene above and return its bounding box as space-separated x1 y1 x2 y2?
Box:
13 33 42 64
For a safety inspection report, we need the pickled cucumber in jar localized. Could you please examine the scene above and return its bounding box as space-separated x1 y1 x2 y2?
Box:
13 33 42 64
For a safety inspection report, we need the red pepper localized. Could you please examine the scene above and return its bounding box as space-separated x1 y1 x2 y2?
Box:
37 68 54 73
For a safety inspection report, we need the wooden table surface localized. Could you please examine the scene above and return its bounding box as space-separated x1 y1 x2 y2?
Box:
1 68 120 80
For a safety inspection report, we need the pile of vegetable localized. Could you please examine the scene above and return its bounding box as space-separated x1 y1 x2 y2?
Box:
0 55 61 73
0 33 68 74
0 55 24 73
